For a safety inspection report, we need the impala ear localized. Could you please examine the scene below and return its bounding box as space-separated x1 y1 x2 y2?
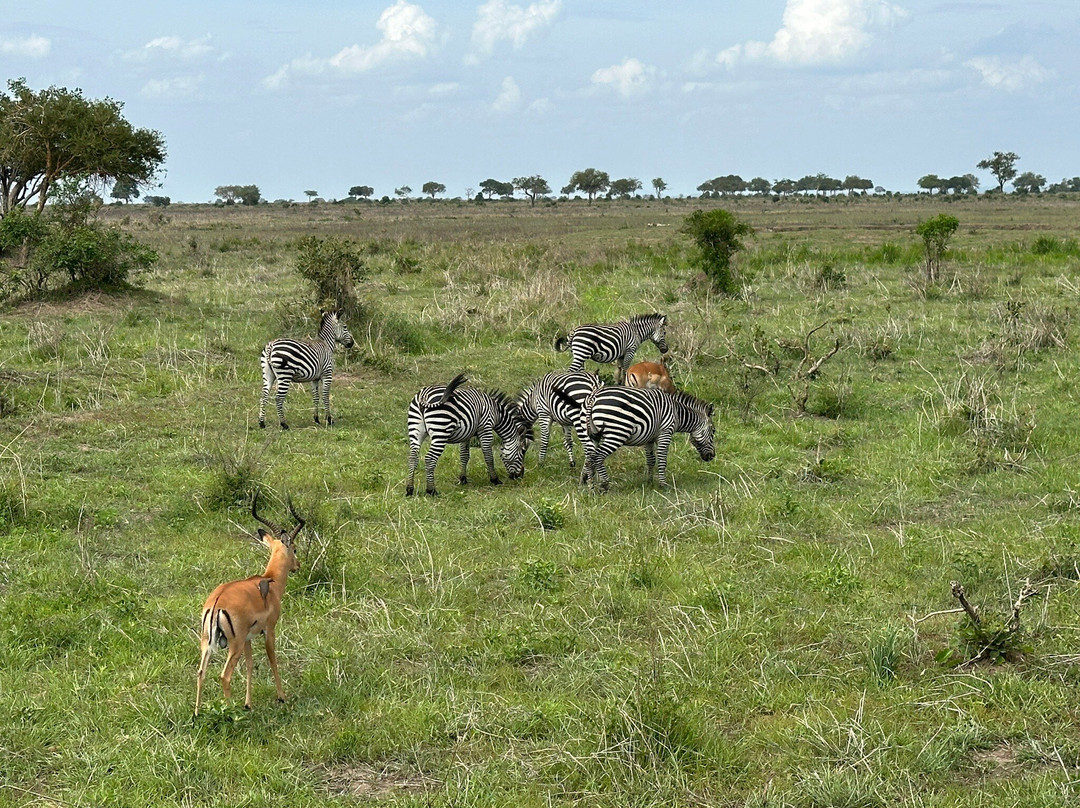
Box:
257 528 273 544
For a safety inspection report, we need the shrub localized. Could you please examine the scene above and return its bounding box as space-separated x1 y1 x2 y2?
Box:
681 208 754 295
294 235 368 317
915 214 959 284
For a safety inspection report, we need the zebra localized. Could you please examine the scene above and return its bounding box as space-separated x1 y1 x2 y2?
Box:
516 370 603 467
568 386 715 491
554 313 669 383
259 309 354 430
406 373 531 496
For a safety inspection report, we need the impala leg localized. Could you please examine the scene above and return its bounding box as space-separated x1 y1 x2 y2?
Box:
195 641 213 716
265 630 286 703
243 640 255 710
220 644 243 701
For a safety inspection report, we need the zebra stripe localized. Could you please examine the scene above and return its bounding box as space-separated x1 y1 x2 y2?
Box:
517 370 603 467
259 310 354 430
573 386 715 491
554 313 669 383
406 373 531 496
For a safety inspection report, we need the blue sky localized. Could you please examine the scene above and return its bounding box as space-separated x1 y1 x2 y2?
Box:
4 1 1076 202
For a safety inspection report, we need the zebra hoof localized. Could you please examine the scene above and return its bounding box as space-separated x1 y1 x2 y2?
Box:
313 416 320 424
457 476 468 485
280 422 289 430
426 488 439 497
405 486 415 497
326 416 334 426
490 477 502 486
259 420 266 429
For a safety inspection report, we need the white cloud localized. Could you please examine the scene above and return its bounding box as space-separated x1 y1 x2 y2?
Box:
492 75 521 111
591 58 654 97
265 1 437 89
719 0 906 67
124 34 218 62
467 0 561 63
140 75 204 99
966 55 1052 91
0 34 50 58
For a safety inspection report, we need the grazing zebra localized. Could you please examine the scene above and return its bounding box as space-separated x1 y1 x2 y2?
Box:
406 373 530 496
571 386 715 491
554 313 669 383
517 370 604 467
259 309 354 430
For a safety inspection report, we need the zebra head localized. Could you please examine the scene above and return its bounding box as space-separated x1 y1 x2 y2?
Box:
495 398 531 480
321 309 355 349
681 394 716 462
636 313 669 355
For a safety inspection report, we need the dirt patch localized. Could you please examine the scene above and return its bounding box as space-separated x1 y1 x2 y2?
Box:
972 743 1022 777
320 763 438 799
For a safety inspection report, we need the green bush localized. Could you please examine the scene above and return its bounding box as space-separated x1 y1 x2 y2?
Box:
915 214 959 283
294 235 369 317
681 208 754 295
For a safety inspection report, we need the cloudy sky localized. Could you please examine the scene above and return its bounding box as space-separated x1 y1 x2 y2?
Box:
4 1 1075 202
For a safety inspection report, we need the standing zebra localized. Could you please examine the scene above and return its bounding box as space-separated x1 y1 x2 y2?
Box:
517 370 603 467
554 313 669 383
571 386 715 491
259 309 354 430
406 373 530 496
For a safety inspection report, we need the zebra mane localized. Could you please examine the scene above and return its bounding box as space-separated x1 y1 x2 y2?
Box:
671 388 714 418
486 388 520 419
630 312 665 325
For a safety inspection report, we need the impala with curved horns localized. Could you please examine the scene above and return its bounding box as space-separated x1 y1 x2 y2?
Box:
195 492 304 716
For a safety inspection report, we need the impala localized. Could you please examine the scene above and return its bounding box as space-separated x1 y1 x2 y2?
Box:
195 492 304 715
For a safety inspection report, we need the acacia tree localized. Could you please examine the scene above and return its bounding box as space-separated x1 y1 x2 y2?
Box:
609 177 642 199
565 168 609 203
394 186 412 199
0 78 166 217
479 178 514 199
917 174 943 195
512 175 551 206
977 151 1019 192
110 177 140 204
748 177 772 195
348 185 374 199
842 175 873 195
215 184 261 205
652 177 667 198
422 181 445 199
1012 172 1046 194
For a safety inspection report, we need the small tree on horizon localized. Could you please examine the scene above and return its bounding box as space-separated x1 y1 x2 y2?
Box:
394 186 412 199
110 177 141 204
609 177 642 199
977 151 1019 192
422 181 446 199
348 185 374 199
652 177 667 198
512 175 551 206
1012 171 1046 194
565 168 610 203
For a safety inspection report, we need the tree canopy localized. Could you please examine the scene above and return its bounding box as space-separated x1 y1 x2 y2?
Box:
348 185 374 199
564 168 609 203
0 78 166 216
479 179 514 199
512 175 551 205
1012 171 1046 194
609 177 642 199
977 151 1019 192
215 185 261 205
422 181 446 199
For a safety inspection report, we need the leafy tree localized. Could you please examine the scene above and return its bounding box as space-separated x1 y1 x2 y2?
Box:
943 175 978 195
842 175 873 195
512 175 551 206
215 184 260 205
817 175 843 195
795 175 818 194
422 181 446 199
915 214 959 284
652 177 667 198
1012 171 1046 194
304 190 318 201
110 177 140 204
773 178 796 195
394 186 412 199
609 177 642 199
143 195 170 207
348 185 374 199
977 151 1019 192
1047 177 1080 193
696 179 719 198
917 174 943 195
681 208 754 295
699 175 746 196
479 179 512 199
748 177 772 195
565 168 610 203
0 78 166 217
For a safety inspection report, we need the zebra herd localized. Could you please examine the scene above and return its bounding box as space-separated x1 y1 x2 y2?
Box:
258 311 717 494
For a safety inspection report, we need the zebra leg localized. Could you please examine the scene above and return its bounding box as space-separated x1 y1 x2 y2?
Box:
644 443 657 484
274 373 293 430
538 415 552 465
259 363 274 429
592 448 611 492
480 429 500 485
406 429 425 496
655 430 674 487
310 381 321 424
458 442 471 485
322 376 333 425
562 424 576 468
424 438 448 496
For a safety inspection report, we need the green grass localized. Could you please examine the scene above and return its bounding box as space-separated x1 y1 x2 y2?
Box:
3 195 1080 805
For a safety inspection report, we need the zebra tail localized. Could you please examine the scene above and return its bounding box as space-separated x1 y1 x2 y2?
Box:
435 373 468 407
554 335 569 352
586 413 604 444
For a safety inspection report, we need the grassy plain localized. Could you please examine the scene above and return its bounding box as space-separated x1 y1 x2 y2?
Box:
2 194 1080 806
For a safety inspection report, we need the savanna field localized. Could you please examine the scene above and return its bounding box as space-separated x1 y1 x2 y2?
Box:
3 194 1080 807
